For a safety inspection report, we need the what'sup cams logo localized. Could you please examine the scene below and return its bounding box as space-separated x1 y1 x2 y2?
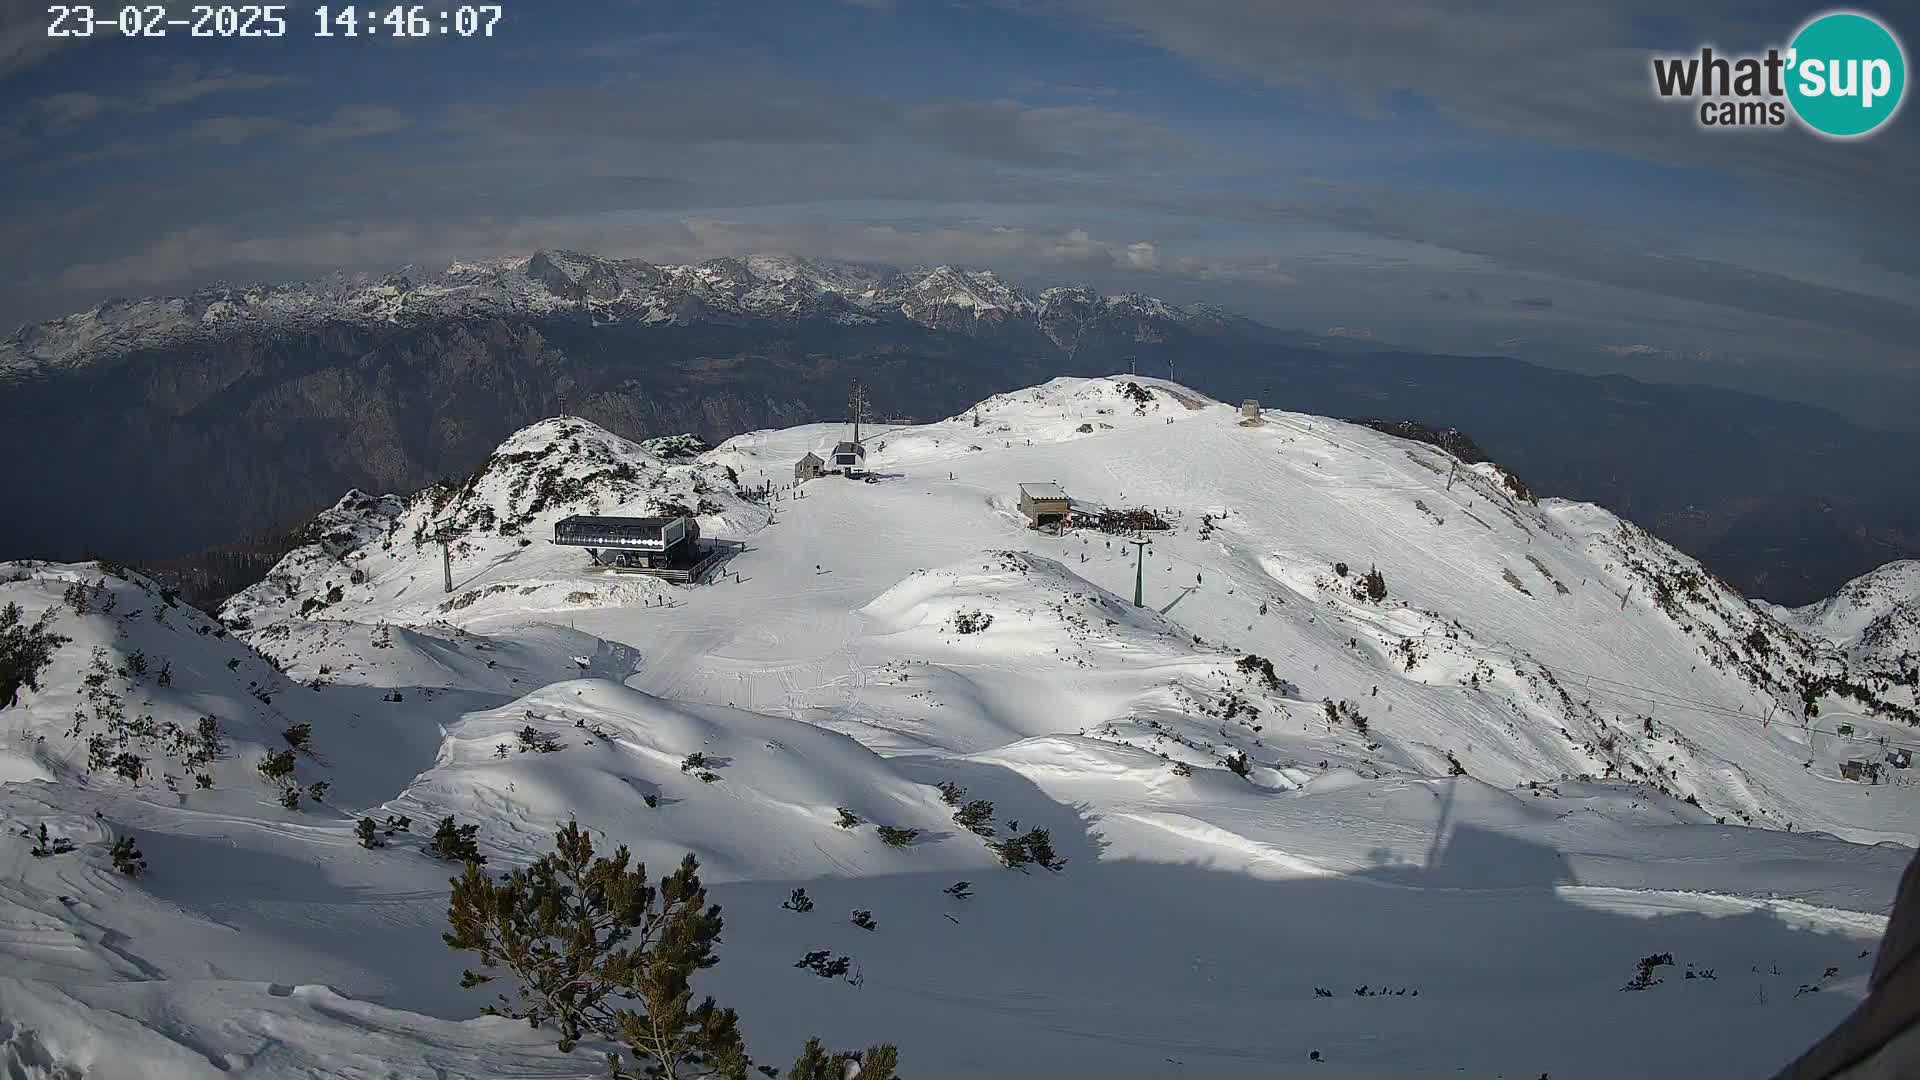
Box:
1651 10 1907 137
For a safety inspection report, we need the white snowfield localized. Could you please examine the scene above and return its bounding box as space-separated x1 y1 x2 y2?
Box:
3 375 1916 1079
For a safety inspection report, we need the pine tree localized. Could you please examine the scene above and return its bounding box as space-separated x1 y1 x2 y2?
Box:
953 799 995 837
110 836 146 876
0 602 70 709
1362 565 1387 603
445 820 894 1078
357 817 384 848
429 815 485 863
788 1039 899 1080
876 825 919 848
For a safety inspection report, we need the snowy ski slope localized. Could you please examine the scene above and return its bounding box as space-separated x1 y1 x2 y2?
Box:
2 375 1915 1079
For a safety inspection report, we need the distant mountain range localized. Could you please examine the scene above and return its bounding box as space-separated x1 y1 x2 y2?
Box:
0 251 1268 373
4 249 1917 605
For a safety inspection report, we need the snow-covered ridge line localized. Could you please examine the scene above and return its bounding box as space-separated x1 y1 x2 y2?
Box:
1 250 1249 375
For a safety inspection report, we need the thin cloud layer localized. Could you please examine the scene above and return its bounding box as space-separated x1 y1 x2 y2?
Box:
0 0 1912 385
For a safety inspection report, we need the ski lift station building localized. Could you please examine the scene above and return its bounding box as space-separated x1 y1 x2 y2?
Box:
1019 482 1072 528
552 514 700 570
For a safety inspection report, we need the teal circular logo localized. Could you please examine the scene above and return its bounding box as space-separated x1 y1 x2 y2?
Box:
1786 11 1907 137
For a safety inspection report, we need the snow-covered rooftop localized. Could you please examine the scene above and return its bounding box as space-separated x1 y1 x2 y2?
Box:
1019 481 1069 500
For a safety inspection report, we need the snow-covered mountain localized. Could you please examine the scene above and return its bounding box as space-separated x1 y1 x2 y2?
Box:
1776 560 1920 671
2 375 1915 1078
0 251 1248 377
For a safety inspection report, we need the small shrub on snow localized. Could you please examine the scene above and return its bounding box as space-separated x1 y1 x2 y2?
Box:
429 815 485 863
680 751 707 773
516 725 564 754
1235 653 1281 691
993 827 1067 872
1621 952 1674 991
258 749 297 784
781 888 814 913
944 881 973 900
795 950 851 979
1225 751 1252 779
110 752 146 783
110 836 146 876
1172 761 1193 777
357 817 384 848
850 909 877 931
444 819 895 1076
876 826 919 848
283 722 313 752
937 780 966 806
835 807 862 829
1446 751 1468 777
27 823 76 857
278 787 302 810
950 610 993 635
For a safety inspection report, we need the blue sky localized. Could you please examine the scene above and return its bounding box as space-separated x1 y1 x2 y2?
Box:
2 0 1915 384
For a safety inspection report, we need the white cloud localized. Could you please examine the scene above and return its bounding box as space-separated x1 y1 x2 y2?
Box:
298 105 412 143
10 62 304 137
185 116 292 145
35 92 112 129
